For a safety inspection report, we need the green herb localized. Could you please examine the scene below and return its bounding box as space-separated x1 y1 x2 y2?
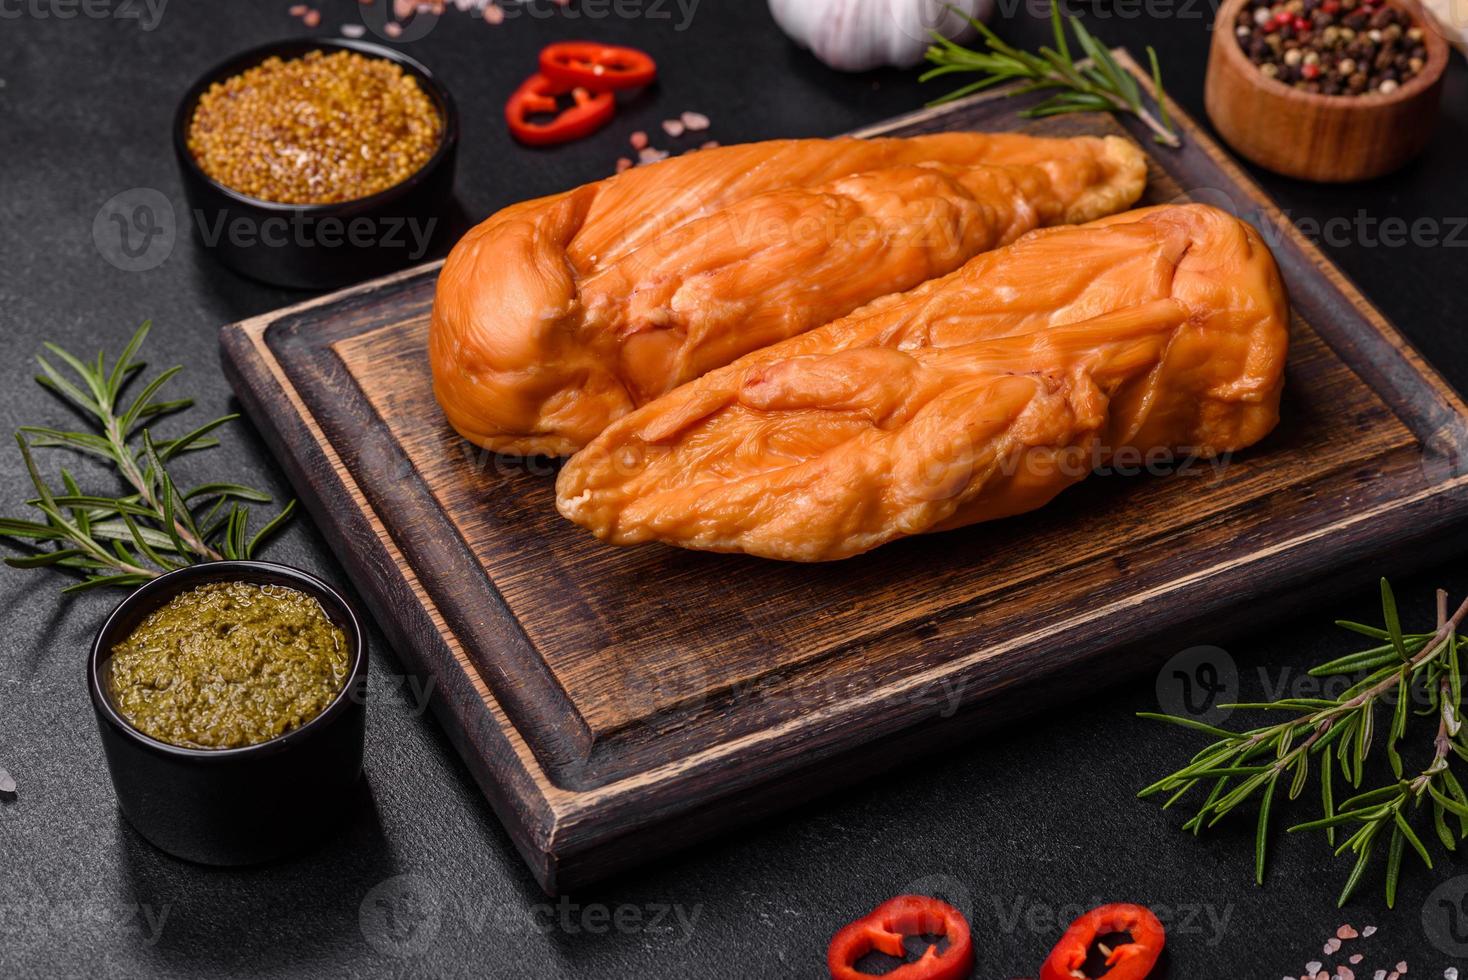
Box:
921 0 1180 148
1140 581 1468 907
0 322 295 592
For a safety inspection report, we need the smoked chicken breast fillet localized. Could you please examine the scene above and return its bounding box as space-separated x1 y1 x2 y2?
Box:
431 133 1147 456
556 205 1290 561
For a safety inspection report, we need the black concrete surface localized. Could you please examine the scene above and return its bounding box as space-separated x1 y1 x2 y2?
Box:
2 1 1467 976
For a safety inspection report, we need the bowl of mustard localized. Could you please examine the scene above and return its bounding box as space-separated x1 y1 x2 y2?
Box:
172 38 459 289
89 560 367 865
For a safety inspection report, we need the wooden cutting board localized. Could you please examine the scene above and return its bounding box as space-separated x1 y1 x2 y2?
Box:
220 52 1468 894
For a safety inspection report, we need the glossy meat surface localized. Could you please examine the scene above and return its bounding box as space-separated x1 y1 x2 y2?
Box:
431 133 1147 455
556 205 1290 561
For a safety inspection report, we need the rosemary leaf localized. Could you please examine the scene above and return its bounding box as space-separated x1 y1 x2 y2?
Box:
1384 822 1405 908
1394 810 1434 868
1256 774 1277 884
1381 578 1407 661
1335 620 1392 640
155 414 238 463
1146 46 1173 139
247 499 296 558
1322 753 1336 846
120 366 184 436
1134 712 1241 739
1338 826 1379 906
61 573 153 593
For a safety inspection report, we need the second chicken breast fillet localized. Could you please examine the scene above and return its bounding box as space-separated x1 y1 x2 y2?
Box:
556 205 1290 561
431 133 1147 456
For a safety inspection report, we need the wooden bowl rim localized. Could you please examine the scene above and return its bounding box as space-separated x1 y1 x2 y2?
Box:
1214 0 1449 109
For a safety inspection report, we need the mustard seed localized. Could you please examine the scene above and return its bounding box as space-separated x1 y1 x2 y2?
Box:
187 49 442 205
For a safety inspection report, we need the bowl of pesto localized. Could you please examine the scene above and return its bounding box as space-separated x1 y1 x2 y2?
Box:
88 560 367 865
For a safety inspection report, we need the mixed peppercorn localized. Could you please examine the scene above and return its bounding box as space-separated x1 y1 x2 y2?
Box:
1234 0 1430 96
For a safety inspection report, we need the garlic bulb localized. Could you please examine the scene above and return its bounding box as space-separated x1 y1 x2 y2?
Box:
769 0 994 72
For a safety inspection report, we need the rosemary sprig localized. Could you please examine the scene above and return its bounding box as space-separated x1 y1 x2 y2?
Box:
921 0 1180 148
0 322 295 592
1140 581 1468 907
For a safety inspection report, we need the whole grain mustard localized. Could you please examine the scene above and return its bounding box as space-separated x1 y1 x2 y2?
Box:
187 49 442 205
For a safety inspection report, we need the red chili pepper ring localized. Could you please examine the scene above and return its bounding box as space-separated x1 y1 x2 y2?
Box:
1038 903 1166 980
539 41 657 91
504 72 615 147
827 895 974 980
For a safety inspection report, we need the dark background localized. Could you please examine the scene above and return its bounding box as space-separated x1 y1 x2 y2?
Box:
3 1 1467 976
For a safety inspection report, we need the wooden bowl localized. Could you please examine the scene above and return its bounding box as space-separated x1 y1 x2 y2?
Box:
1205 0 1448 181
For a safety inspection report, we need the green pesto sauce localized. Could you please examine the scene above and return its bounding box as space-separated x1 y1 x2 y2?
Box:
107 581 349 750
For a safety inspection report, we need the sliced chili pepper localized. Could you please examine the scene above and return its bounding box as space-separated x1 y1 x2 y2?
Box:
539 41 657 91
505 73 615 147
1038 903 1165 980
827 895 974 980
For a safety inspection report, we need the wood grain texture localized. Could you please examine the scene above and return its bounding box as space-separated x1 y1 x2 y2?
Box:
219 51 1468 893
1204 0 1448 181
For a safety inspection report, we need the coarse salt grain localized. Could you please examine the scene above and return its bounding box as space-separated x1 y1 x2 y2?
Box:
482 2 503 22
303 8 320 26
662 119 685 137
1374 972 1386 980
681 110 710 131
1351 956 1364 965
384 21 403 36
1309 963 1324 974
289 3 307 14
1339 969 1356 980
629 131 648 150
615 157 633 173
700 140 719 149
1445 970 1459 980
341 23 367 37
1325 939 1342 955
637 147 669 164
1397 964 1408 974
394 0 416 17
1338 925 1359 940
1362 927 1377 937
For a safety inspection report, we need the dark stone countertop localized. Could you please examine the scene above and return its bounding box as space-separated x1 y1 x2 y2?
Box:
2 1 1467 976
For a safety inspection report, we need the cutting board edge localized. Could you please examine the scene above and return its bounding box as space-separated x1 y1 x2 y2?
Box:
219 316 570 889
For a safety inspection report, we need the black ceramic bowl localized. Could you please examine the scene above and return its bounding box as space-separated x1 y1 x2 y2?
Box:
89 560 367 866
172 38 458 289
